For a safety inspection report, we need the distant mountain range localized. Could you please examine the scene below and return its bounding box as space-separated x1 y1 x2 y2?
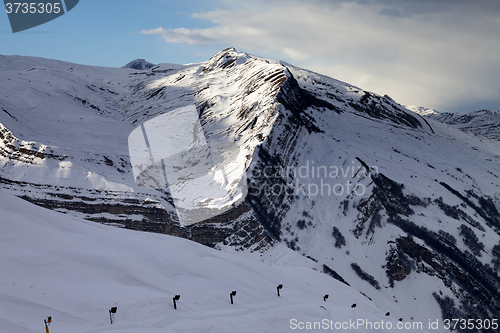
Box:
406 106 500 141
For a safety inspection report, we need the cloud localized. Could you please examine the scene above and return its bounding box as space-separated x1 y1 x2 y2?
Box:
140 27 217 46
360 0 500 16
141 0 500 112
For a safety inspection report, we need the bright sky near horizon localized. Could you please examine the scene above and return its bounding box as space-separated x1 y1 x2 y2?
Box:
1 0 499 113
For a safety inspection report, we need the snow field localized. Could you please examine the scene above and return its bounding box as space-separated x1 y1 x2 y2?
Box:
0 190 429 332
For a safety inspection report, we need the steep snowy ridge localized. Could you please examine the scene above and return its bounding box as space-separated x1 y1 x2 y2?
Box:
243 55 500 327
1 48 500 331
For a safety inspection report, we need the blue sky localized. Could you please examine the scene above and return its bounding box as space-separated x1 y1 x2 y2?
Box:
1 0 500 113
1 0 225 66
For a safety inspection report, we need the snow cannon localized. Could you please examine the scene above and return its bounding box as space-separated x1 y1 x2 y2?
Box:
44 316 52 333
173 295 181 309
109 306 117 324
230 291 237 304
277 284 283 296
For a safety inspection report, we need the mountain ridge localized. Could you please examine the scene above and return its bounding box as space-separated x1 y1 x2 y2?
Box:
406 105 500 141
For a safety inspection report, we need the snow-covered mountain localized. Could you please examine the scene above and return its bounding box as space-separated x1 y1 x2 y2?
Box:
404 105 440 117
407 106 500 141
1 48 500 331
122 58 156 70
428 110 500 142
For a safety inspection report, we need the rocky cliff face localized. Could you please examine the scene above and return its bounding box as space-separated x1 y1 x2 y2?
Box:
1 49 500 330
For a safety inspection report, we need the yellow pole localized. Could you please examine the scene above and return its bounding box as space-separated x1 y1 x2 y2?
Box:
45 325 49 333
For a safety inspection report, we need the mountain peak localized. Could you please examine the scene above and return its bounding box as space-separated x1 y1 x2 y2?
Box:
203 47 254 73
122 59 156 70
404 105 440 116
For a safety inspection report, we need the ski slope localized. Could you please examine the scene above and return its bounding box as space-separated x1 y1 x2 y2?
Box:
0 189 429 333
